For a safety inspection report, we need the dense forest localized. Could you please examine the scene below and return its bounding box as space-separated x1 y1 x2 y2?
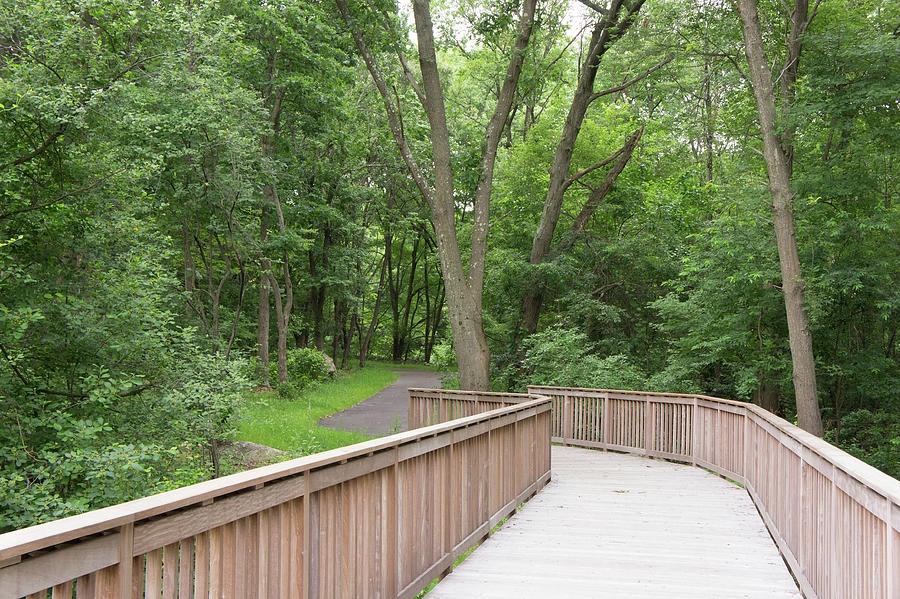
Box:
1 0 897 531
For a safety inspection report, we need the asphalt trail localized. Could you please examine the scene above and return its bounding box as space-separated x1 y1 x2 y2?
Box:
317 369 442 437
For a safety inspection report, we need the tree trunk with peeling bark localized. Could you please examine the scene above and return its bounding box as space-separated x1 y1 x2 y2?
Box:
737 0 824 436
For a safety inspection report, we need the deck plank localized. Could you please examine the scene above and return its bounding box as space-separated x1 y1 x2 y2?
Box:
428 446 801 599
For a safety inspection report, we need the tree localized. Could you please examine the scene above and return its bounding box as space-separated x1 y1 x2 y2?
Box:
336 0 537 389
518 0 673 340
736 0 824 436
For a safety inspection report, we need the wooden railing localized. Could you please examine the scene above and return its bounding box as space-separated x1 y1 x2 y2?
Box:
408 386 900 599
408 388 533 428
528 386 900 599
0 397 551 599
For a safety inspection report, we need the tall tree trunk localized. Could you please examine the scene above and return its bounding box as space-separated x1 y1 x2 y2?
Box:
737 0 823 436
360 256 387 367
268 182 293 384
331 298 342 364
257 213 271 386
337 0 536 389
400 238 421 360
342 311 356 369
519 1 649 339
183 218 196 319
265 270 289 384
260 83 291 383
387 233 403 361
702 61 715 182
310 225 330 352
425 271 444 363
224 209 246 359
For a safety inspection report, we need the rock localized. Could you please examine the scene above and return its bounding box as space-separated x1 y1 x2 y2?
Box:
322 353 337 376
219 440 285 470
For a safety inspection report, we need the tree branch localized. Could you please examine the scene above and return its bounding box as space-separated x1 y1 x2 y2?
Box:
589 53 674 102
0 170 123 220
334 0 435 208
0 125 67 171
575 0 609 15
563 145 627 192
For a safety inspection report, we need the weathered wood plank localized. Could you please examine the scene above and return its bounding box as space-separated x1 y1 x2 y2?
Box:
0 397 550 562
428 447 802 599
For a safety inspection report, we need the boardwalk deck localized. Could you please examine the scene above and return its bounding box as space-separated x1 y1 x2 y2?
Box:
428 446 801 599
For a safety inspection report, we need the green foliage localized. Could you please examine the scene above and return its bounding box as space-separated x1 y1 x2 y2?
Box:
270 348 331 392
0 343 249 532
234 367 399 453
831 410 900 480
0 0 897 535
429 339 457 372
522 326 647 391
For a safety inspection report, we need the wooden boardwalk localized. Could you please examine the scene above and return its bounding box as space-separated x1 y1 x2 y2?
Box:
428 446 801 599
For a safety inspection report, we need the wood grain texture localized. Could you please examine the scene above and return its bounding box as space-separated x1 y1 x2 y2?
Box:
429 446 801 599
5 385 896 599
0 397 548 563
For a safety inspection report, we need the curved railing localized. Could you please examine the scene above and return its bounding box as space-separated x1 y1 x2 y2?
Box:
408 388 534 428
410 386 900 599
0 396 551 599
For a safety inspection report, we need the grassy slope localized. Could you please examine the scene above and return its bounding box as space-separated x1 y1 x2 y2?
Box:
233 366 400 455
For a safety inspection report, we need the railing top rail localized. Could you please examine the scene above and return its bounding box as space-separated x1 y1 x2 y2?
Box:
409 387 534 401
529 384 900 505
0 395 551 561
526 386 748 408
744 402 900 504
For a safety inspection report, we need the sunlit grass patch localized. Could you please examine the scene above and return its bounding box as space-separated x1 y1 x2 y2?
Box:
234 366 400 455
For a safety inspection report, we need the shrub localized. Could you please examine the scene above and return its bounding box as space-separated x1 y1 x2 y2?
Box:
831 409 900 479
269 348 330 390
523 326 647 390
429 339 456 371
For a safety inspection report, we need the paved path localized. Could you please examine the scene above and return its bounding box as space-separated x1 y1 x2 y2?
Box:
429 446 801 599
318 369 442 437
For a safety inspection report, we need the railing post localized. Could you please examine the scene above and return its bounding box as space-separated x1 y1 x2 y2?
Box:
388 447 399 597
691 397 698 467
563 394 572 444
602 392 610 446
798 446 805 594
643 397 651 456
117 523 134 599
830 463 839 595
302 469 311 599
714 404 721 467
741 407 748 481
886 498 895 599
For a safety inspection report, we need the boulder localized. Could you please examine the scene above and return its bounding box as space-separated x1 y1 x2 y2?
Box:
219 440 285 470
322 353 337 376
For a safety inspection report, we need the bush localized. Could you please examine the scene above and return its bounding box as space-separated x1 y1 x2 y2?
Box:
0 347 250 532
523 326 647 390
429 339 456 371
269 348 330 390
831 409 900 479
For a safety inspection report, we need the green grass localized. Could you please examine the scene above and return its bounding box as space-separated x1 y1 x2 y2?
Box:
233 366 400 456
